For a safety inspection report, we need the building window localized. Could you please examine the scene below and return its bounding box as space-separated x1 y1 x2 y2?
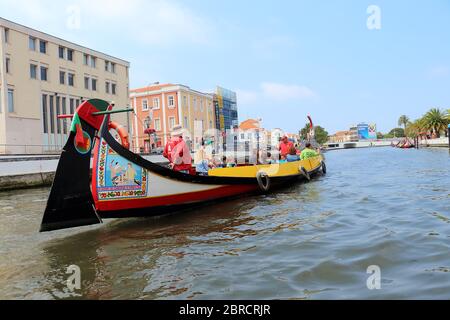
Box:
183 96 187 107
91 78 97 91
7 89 14 113
169 117 175 130
84 76 90 90
30 64 38 79
29 36 36 51
67 49 74 62
69 98 75 114
68 73 75 87
193 98 197 111
59 71 65 84
4 28 9 43
62 97 67 134
111 63 116 73
40 66 48 81
105 81 110 94
111 83 116 95
184 116 188 129
39 40 47 54
168 96 175 108
49 95 55 134
5 57 10 74
154 119 161 131
83 54 89 65
200 99 204 112
42 94 48 133
153 98 160 109
105 61 110 72
58 46 65 59
142 99 148 111
90 56 96 68
56 97 61 134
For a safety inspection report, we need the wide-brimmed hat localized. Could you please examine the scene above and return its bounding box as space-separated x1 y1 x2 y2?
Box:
171 125 184 137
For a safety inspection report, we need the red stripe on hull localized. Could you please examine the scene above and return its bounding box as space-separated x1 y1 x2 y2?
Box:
96 184 258 213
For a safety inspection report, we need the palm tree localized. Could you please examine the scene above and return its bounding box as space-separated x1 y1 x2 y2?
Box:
398 115 410 132
406 118 426 138
423 108 447 138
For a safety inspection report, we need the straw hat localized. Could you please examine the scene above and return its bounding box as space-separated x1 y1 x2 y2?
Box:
171 125 184 137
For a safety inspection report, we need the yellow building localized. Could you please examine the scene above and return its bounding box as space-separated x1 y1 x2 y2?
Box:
0 17 130 154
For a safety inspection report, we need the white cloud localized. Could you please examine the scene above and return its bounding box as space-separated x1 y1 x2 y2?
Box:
427 66 450 78
261 82 317 101
236 82 318 108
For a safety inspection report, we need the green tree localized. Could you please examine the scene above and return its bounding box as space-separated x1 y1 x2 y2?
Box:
406 118 426 138
423 108 448 138
386 128 405 138
398 115 410 132
377 132 384 139
299 123 329 145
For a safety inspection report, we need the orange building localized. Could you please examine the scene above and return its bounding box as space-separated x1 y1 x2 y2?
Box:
130 83 216 153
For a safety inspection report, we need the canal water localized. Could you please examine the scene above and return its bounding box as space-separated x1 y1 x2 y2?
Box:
0 147 449 299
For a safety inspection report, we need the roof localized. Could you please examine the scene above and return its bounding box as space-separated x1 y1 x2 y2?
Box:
130 83 175 93
332 130 353 136
239 119 260 131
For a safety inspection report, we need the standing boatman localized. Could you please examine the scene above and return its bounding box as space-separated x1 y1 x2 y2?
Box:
163 125 192 174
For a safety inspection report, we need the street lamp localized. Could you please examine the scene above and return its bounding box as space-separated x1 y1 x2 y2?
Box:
143 116 155 154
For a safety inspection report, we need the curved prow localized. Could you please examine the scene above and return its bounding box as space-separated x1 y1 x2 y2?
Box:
40 99 112 232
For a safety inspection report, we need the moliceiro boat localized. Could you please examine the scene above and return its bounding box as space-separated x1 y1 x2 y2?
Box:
40 99 326 232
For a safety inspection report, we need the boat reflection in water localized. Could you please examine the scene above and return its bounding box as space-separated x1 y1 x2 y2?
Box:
41 183 325 300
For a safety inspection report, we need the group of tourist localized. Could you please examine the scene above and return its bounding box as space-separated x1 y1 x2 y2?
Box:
277 136 319 162
162 125 320 175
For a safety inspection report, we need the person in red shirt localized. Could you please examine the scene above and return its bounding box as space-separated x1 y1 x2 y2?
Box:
278 136 294 159
163 125 192 173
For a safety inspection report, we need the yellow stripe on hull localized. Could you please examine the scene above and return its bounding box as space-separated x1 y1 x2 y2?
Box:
208 156 324 178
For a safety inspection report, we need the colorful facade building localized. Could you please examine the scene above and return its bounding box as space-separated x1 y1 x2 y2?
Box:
130 83 216 153
213 86 238 132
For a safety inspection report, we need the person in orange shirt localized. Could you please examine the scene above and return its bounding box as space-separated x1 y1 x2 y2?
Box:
278 136 294 159
163 125 192 173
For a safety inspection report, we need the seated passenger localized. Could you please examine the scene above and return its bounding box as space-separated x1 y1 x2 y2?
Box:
212 157 225 168
226 157 237 168
265 152 276 164
278 155 287 164
286 146 300 162
300 143 319 160
194 139 210 175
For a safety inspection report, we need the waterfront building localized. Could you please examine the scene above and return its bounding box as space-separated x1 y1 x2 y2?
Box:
213 86 238 132
238 119 266 149
0 17 130 154
130 83 216 153
328 130 357 143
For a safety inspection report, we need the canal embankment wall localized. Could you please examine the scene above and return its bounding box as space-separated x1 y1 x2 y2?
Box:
0 154 167 192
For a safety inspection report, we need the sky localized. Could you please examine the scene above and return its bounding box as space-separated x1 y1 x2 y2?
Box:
1 0 450 134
